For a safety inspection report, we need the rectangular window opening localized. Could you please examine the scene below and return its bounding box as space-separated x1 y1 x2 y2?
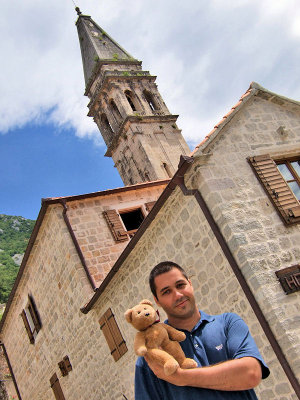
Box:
120 208 144 233
276 159 300 201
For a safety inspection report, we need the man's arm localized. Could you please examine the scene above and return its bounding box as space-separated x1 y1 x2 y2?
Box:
144 355 262 391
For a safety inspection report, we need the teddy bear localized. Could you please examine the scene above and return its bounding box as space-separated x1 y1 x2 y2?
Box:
125 299 197 375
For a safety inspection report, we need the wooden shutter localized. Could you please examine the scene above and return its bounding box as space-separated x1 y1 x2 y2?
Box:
248 154 300 224
99 308 128 361
145 201 156 212
28 295 41 333
21 309 34 344
103 210 129 242
50 373 65 400
63 356 72 373
58 356 72 376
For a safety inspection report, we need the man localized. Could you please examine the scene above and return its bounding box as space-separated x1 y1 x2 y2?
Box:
135 261 270 399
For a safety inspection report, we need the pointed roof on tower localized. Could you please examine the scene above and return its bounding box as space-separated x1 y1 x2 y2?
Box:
75 8 137 86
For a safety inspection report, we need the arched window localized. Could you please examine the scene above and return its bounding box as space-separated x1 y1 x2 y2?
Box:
110 99 122 125
162 162 173 178
125 90 138 112
100 113 114 143
143 90 159 111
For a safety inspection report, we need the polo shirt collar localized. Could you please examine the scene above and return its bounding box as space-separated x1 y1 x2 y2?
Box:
191 310 215 332
165 310 215 332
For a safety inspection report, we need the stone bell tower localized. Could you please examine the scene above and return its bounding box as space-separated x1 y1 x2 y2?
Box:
76 8 190 185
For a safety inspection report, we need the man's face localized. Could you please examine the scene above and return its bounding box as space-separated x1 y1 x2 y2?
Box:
154 268 197 320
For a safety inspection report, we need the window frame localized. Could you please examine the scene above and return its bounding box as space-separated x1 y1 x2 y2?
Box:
276 158 300 200
119 206 146 237
103 202 155 242
50 373 66 400
99 308 127 362
21 295 41 344
248 154 300 225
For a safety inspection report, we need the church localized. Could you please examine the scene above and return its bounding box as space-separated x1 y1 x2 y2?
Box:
0 7 299 400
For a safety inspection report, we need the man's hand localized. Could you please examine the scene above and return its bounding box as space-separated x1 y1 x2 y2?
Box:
144 355 262 391
144 355 186 386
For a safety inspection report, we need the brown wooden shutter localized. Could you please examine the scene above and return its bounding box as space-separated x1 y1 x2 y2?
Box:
248 154 300 224
145 201 156 212
21 310 34 344
28 295 41 333
63 356 72 373
99 308 128 361
50 373 65 400
58 356 72 376
103 210 129 242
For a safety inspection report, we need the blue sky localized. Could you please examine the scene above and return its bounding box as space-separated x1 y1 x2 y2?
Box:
0 124 123 219
1 0 300 220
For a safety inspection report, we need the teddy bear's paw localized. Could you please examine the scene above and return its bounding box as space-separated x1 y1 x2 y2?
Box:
164 359 179 376
136 346 147 356
181 358 198 369
177 332 186 342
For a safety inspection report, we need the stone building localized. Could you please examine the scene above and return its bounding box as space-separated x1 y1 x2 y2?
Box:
0 8 300 400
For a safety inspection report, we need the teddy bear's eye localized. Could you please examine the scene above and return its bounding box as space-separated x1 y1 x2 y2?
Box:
137 311 141 314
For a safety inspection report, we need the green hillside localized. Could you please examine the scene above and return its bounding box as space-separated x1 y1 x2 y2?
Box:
0 215 35 303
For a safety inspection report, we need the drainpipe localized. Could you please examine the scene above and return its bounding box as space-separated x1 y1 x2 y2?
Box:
0 342 22 400
60 200 96 291
174 156 300 398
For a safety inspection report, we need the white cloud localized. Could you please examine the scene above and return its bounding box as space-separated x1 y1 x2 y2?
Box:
0 0 300 147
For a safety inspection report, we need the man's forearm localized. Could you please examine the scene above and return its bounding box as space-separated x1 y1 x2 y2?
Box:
146 356 262 391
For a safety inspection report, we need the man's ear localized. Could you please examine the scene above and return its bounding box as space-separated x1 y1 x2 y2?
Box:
188 278 192 287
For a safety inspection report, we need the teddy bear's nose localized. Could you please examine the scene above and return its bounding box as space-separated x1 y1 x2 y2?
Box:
145 312 150 316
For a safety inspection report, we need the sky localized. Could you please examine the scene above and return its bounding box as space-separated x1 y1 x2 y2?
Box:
0 0 300 220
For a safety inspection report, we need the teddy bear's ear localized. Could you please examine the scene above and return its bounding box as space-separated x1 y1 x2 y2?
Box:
140 299 153 306
124 309 133 323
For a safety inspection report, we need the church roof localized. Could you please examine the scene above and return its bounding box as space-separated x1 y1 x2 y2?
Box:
75 8 137 86
191 82 300 156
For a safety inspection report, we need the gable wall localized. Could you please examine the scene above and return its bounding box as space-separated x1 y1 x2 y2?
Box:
0 184 166 399
0 205 97 399
91 183 296 400
190 94 300 379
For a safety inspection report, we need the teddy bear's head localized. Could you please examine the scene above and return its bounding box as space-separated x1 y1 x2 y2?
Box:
125 299 157 331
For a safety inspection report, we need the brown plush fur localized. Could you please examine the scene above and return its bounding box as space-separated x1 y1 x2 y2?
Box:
125 299 197 375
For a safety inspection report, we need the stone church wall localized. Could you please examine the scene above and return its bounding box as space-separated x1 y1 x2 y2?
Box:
93 183 296 399
66 183 166 286
0 205 96 399
191 94 300 381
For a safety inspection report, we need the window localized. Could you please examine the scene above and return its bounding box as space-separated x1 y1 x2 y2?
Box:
120 208 144 236
21 295 41 344
110 99 122 125
100 113 114 143
162 162 173 178
99 308 127 361
248 154 300 225
103 202 155 242
50 373 65 400
277 159 300 200
58 356 72 377
143 90 160 111
125 90 139 112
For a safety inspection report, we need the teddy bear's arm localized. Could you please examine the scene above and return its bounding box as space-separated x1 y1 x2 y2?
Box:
134 332 147 356
163 324 186 342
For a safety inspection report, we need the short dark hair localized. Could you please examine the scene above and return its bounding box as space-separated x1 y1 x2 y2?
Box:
149 261 188 298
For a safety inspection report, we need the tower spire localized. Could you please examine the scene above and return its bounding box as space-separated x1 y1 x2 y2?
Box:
75 12 190 185
76 13 136 87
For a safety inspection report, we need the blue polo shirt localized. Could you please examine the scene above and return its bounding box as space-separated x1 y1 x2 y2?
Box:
135 311 269 399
